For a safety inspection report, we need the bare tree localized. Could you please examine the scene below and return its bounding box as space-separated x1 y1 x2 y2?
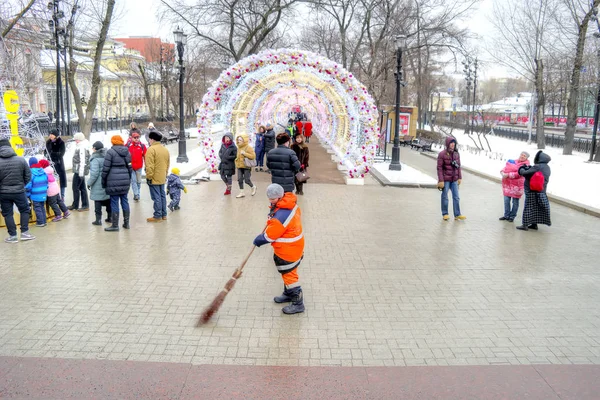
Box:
489 0 559 149
563 0 600 154
0 0 36 39
67 0 116 138
159 0 300 62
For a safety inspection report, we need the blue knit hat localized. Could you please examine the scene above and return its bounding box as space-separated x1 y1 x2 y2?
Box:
28 157 38 167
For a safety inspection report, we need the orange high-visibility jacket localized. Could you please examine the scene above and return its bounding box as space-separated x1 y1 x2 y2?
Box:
263 193 304 262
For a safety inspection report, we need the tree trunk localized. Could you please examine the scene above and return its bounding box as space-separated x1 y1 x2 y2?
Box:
138 64 156 120
535 58 546 149
564 3 598 155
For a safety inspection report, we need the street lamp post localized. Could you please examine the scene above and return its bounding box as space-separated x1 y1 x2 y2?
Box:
174 26 188 163
389 34 407 171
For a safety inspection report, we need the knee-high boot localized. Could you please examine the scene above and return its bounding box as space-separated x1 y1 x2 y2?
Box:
122 210 130 229
104 211 119 232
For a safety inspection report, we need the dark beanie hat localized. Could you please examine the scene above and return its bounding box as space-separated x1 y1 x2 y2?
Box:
149 131 162 142
0 139 10 148
276 132 290 145
92 141 104 150
49 128 59 136
28 157 39 166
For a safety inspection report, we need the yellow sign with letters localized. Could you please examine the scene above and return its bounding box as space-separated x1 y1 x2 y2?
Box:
3 90 24 156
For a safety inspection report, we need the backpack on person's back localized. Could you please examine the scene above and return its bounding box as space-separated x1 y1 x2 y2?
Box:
530 171 544 192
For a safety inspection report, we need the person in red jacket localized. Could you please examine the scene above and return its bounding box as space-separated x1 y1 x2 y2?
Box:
253 184 305 314
127 132 147 201
303 121 312 143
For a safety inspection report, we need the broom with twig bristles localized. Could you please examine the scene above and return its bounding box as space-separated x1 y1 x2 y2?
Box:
197 226 268 325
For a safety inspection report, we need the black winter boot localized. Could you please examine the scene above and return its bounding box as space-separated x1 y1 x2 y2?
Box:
104 212 120 232
122 210 130 229
282 288 305 314
273 286 292 303
92 212 102 226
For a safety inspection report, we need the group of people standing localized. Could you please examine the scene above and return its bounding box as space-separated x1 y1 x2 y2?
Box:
0 122 187 243
436 136 552 230
218 122 310 197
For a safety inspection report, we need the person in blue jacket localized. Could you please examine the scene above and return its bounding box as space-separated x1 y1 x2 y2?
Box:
25 157 49 227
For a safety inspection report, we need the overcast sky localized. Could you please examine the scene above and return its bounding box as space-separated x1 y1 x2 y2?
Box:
112 0 510 79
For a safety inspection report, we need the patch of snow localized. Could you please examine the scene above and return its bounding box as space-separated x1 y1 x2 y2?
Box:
372 162 437 186
434 129 600 210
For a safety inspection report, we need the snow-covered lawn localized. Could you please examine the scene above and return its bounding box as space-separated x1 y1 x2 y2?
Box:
436 129 600 210
371 162 437 187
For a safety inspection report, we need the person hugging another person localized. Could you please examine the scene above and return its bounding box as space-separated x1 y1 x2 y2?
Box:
234 133 257 198
218 132 237 196
38 159 70 222
499 151 530 222
88 141 111 226
516 150 552 231
291 134 309 195
167 167 187 212
25 157 49 227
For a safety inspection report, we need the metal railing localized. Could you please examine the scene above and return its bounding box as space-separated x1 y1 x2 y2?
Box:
437 122 593 154
26 117 197 137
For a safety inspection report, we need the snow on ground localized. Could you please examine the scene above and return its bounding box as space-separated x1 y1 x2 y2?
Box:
432 128 600 210
372 162 437 186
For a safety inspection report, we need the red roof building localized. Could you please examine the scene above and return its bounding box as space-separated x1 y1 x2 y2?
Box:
114 37 175 63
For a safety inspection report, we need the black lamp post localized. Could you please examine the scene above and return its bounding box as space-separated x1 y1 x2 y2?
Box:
48 0 64 134
389 34 407 171
174 26 188 163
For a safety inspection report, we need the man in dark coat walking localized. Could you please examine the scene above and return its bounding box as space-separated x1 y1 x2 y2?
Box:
0 139 35 243
263 122 276 170
267 133 301 193
437 136 465 221
46 128 67 199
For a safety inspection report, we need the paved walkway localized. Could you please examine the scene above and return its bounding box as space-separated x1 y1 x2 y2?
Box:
1 145 599 397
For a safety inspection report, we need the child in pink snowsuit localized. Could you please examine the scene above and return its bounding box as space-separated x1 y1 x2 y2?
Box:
499 151 530 222
38 159 70 222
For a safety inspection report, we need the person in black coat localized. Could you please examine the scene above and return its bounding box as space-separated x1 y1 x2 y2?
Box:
45 128 67 199
218 132 237 195
266 133 301 193
516 150 552 231
263 122 276 163
102 135 133 232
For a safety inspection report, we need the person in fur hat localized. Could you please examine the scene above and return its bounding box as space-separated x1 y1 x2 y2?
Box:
144 130 170 222
266 133 301 193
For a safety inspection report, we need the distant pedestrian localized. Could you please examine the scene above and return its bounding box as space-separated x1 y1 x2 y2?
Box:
517 150 552 231
126 131 146 201
303 121 312 143
291 134 309 195
266 133 301 193
145 130 170 222
254 125 266 172
499 151 530 222
102 135 132 231
25 157 49 227
167 167 186 211
38 159 70 222
46 128 67 199
68 132 90 211
0 138 34 243
218 132 237 196
437 136 465 221
263 122 276 171
48 111 53 122
88 141 111 226
234 134 257 198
